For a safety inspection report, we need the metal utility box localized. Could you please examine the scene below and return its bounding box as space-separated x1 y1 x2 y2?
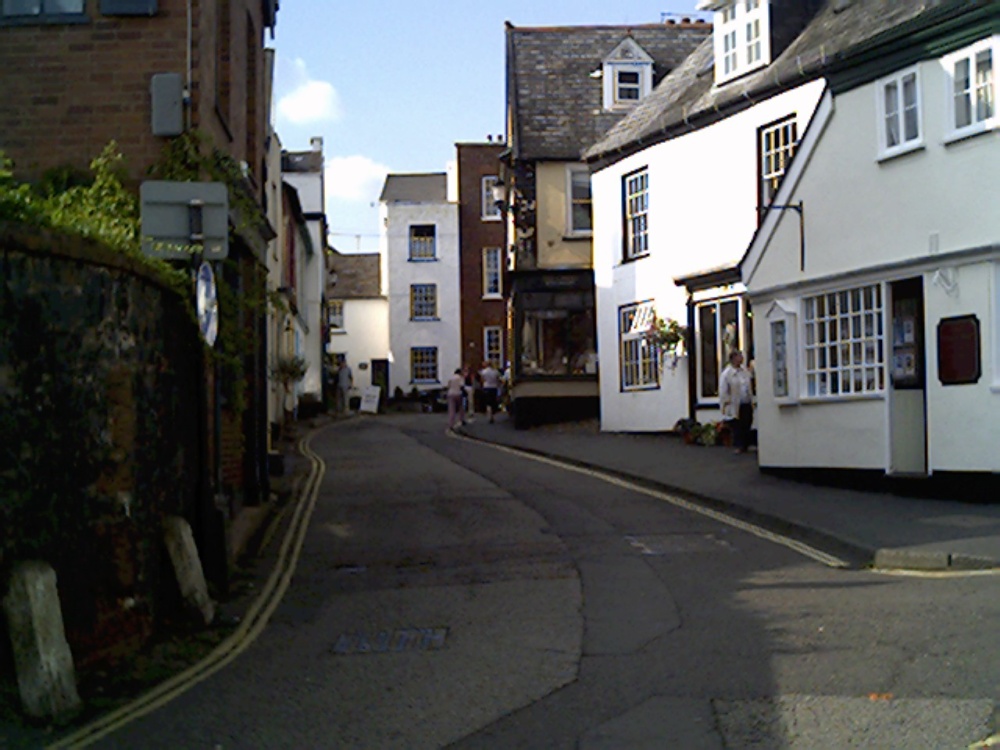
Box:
140 181 229 260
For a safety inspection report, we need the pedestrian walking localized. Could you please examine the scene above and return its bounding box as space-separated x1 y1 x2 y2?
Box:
719 350 754 453
446 368 466 431
336 355 353 414
479 360 501 423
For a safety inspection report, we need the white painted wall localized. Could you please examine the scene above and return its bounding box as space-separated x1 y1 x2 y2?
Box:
746 50 1000 473
384 200 461 394
327 297 390 395
283 168 326 401
591 80 825 432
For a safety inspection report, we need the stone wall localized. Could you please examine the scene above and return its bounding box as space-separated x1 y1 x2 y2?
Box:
0 224 204 667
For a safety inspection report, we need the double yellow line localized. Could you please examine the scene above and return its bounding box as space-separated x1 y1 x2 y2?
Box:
48 429 327 749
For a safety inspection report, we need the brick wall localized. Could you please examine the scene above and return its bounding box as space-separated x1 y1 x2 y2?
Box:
0 0 266 191
457 143 507 370
0 224 204 666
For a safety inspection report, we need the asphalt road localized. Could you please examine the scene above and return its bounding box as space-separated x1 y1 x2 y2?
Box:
80 414 998 749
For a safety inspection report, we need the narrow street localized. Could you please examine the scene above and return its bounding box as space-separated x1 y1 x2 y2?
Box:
77 414 998 749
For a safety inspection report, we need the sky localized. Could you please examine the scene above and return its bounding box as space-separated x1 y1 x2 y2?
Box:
270 1 709 254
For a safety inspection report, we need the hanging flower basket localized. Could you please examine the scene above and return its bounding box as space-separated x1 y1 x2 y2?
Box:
645 313 688 369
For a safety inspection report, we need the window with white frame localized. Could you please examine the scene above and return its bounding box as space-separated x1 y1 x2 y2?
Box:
410 283 437 320
481 176 502 220
803 285 885 398
484 326 502 367
602 37 654 110
943 37 996 142
328 299 344 332
696 297 747 400
567 168 592 235
482 247 502 298
411 347 438 383
759 115 798 213
877 66 923 159
408 225 436 260
619 301 659 390
709 0 770 84
623 168 649 261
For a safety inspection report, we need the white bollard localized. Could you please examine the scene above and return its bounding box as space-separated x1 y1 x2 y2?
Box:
163 516 216 625
3 561 82 722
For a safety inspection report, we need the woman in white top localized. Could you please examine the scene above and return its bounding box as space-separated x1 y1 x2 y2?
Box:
446 368 466 431
719 351 754 453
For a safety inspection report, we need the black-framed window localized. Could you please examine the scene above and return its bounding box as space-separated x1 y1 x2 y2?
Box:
623 168 649 261
758 115 797 216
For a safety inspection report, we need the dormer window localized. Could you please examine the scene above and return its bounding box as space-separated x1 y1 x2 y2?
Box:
699 0 771 85
602 37 654 111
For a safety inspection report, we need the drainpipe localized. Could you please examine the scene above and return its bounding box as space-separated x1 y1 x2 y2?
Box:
686 291 697 422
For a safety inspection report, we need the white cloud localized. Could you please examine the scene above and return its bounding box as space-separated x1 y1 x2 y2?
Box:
325 155 390 203
277 58 341 125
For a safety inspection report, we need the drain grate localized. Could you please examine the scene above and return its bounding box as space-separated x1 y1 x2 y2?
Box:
332 627 448 655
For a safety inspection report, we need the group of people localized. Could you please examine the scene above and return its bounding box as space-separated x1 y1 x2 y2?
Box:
446 361 504 431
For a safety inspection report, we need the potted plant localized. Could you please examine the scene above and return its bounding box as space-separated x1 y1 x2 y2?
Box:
645 313 688 370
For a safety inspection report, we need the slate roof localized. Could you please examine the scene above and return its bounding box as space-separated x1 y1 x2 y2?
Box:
584 0 976 166
506 21 712 162
328 248 381 299
379 173 448 203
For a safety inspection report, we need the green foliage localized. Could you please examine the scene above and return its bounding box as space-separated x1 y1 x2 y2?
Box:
45 142 140 253
646 313 687 353
0 151 44 224
272 355 308 388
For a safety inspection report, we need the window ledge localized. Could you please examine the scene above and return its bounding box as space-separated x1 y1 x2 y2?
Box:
877 141 925 163
481 294 503 301
622 384 661 393
943 123 996 147
330 330 346 335
621 252 651 265
481 216 502 223
798 392 885 405
1 12 88 25
408 257 438 263
411 317 440 322
563 233 593 242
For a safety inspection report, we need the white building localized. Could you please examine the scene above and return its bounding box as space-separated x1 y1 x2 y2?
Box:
380 171 461 397
326 247 390 406
584 0 831 432
743 3 999 483
281 137 329 406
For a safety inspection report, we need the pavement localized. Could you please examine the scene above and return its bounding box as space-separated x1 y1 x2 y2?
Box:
456 413 1000 572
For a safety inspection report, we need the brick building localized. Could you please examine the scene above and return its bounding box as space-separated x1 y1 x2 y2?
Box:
456 141 507 373
0 0 276 196
0 0 280 588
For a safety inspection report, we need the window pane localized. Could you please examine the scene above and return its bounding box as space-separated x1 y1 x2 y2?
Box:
698 304 719 398
954 58 972 128
48 0 83 11
975 49 994 122
902 74 919 141
884 81 900 147
3 0 41 13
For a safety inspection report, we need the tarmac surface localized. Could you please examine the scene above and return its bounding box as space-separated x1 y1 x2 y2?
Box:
456 413 1000 572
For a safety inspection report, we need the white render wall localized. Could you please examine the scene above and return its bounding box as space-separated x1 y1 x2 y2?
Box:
384 201 461 394
591 80 825 432
327 297 389 391
746 52 1000 473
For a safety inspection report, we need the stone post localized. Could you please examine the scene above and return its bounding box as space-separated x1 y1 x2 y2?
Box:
2 561 82 723
163 515 216 625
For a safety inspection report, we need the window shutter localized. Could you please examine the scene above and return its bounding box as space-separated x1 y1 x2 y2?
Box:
101 0 157 16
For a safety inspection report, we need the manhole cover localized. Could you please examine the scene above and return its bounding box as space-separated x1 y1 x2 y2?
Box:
332 627 448 655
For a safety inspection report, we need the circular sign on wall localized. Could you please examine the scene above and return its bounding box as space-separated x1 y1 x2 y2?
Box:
196 261 219 348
